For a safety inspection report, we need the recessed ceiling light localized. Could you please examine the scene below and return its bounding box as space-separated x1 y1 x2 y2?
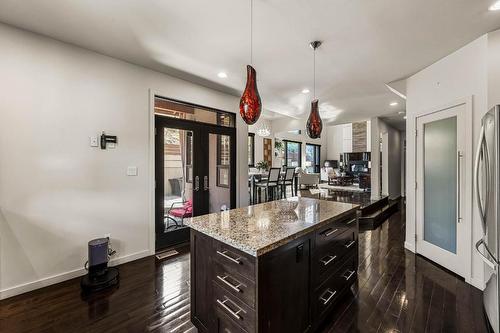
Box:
489 1 500 10
390 102 398 106
403 116 407 120
302 88 310 94
217 72 227 78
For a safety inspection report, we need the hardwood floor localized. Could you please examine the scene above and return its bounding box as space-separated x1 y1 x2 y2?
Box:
0 209 488 333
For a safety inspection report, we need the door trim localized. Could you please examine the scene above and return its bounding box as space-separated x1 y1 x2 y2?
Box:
148 89 238 255
412 96 473 284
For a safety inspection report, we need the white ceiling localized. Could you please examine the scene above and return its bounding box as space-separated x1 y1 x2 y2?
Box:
0 0 499 124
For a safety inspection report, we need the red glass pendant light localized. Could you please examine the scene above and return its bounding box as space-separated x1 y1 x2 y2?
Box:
306 99 323 139
240 65 262 125
306 41 323 139
239 0 262 125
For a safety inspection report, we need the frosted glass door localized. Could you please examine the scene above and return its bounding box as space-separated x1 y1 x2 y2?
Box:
423 117 457 253
415 102 467 278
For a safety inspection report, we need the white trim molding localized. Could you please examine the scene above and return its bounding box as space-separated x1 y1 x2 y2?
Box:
0 250 150 300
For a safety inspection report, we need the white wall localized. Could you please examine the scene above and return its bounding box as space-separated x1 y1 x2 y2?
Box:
0 23 248 299
326 120 371 162
405 34 489 290
370 117 402 199
326 124 343 161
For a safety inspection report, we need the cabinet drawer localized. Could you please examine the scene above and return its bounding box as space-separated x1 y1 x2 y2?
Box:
316 216 357 259
316 230 357 278
215 311 248 333
213 241 256 281
213 260 256 308
313 255 357 320
214 282 256 333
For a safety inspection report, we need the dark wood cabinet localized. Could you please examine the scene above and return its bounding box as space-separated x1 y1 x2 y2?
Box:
190 231 213 332
190 211 358 333
258 236 312 333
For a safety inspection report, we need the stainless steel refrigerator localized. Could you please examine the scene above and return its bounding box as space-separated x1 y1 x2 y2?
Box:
475 105 500 333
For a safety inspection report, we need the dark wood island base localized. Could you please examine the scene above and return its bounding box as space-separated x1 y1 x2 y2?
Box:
187 198 359 333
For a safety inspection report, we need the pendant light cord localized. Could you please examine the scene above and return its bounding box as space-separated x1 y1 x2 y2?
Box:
250 0 253 66
313 47 316 99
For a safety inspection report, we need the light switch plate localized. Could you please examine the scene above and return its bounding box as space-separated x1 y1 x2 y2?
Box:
127 166 138 176
90 136 99 147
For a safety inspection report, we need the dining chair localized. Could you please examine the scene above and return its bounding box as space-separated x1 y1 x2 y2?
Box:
280 167 296 198
255 167 281 203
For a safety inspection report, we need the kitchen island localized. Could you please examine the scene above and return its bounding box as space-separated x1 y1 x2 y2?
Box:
185 197 359 333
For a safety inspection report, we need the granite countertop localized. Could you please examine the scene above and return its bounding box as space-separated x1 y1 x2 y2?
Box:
184 197 358 257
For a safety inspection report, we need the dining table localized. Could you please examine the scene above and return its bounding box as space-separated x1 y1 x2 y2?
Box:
249 170 299 204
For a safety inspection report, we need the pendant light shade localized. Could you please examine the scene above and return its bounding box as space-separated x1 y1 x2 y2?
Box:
306 41 323 138
240 65 262 125
306 99 322 139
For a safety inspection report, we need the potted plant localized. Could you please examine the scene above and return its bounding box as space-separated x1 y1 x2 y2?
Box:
274 140 284 157
256 160 270 172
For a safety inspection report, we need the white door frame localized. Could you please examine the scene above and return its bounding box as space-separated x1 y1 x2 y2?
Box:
413 97 473 282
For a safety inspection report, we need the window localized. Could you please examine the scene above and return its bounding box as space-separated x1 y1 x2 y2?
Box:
284 140 302 168
248 133 255 167
217 135 231 187
306 144 321 173
155 96 235 128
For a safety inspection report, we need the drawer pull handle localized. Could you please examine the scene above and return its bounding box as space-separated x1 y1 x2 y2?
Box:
323 228 339 237
217 275 243 293
217 250 242 265
343 270 356 281
319 289 337 305
345 240 356 249
320 255 337 266
217 297 245 320
346 218 356 225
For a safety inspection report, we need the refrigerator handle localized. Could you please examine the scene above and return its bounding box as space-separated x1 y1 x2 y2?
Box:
474 125 486 230
476 238 497 270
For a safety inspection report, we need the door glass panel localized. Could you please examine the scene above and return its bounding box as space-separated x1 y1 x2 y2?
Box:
209 133 231 213
423 116 457 253
163 128 193 234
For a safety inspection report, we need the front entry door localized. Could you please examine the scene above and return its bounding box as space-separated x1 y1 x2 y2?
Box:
415 104 466 276
155 116 236 251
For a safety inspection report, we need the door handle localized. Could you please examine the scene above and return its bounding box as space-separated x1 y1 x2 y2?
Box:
216 297 245 320
203 175 209 191
342 269 356 281
319 289 337 305
216 275 243 293
194 176 200 192
345 240 356 249
457 150 463 223
320 255 337 266
474 125 486 230
216 250 242 265
475 238 497 270
323 228 338 237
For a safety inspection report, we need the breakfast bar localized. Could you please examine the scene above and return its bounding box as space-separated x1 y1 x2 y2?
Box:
185 197 359 333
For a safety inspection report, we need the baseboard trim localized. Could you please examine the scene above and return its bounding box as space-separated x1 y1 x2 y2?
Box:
0 249 150 300
470 276 486 291
404 241 415 252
